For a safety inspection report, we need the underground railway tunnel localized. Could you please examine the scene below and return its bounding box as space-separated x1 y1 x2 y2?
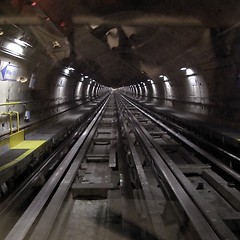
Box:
0 1 240 239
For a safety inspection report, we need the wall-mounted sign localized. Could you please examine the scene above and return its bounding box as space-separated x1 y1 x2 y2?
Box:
0 61 19 81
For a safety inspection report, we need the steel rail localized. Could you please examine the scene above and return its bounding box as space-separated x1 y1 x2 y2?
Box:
28 96 111 240
118 95 238 240
143 100 240 167
116 98 167 240
4 96 110 240
116 95 220 240
0 96 107 211
0 99 99 216
0 126 83 240
126 95 240 170
121 94 240 184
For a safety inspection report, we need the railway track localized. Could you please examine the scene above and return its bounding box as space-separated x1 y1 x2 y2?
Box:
1 93 239 240
117 94 240 240
0 95 108 194
0 95 108 239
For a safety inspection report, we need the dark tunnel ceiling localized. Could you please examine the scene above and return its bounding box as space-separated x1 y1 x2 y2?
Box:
2 0 240 87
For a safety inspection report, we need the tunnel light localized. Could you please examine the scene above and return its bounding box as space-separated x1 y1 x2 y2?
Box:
85 76 89 78
14 39 30 48
63 67 75 76
147 79 151 83
64 68 70 75
5 42 24 55
14 34 33 48
186 68 194 76
180 67 187 71
159 75 168 81
181 67 195 76
67 67 75 71
147 79 154 84
186 68 197 85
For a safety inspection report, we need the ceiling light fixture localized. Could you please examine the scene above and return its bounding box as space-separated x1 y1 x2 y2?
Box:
5 42 24 55
186 68 194 76
14 35 33 48
180 67 187 71
64 68 70 75
63 66 75 76
159 75 169 81
67 67 75 71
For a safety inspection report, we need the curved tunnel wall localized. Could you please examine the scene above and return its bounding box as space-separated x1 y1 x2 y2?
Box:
0 44 109 137
1 33 239 138
1 11 240 135
122 70 210 118
121 28 240 129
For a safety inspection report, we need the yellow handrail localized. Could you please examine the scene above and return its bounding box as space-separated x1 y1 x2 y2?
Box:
0 102 22 106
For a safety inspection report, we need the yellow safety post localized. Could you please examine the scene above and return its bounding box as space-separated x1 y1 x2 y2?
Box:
1 111 20 134
1 112 13 134
10 111 20 132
